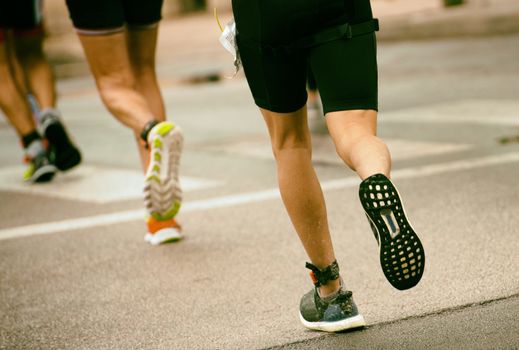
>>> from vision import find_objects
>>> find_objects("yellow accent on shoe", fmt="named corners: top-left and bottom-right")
top-left (154, 153), bottom-right (161, 161)
top-left (23, 163), bottom-right (35, 181)
top-left (152, 165), bottom-right (160, 173)
top-left (153, 138), bottom-right (163, 149)
top-left (150, 201), bottom-right (181, 221)
top-left (146, 174), bottom-right (161, 183)
top-left (156, 122), bottom-right (174, 136)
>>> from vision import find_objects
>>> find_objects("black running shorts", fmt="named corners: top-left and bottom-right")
top-left (0, 0), bottom-right (43, 29)
top-left (232, 0), bottom-right (378, 114)
top-left (65, 0), bottom-right (164, 30)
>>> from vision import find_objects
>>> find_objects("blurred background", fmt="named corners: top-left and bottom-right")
top-left (37, 0), bottom-right (519, 80)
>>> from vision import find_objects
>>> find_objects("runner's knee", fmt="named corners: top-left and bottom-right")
top-left (131, 66), bottom-right (157, 87)
top-left (269, 128), bottom-right (312, 159)
top-left (96, 74), bottom-right (136, 110)
top-left (327, 109), bottom-right (376, 147)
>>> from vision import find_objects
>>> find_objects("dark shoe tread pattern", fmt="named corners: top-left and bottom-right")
top-left (359, 174), bottom-right (425, 290)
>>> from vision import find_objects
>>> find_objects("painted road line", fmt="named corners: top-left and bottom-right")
top-left (0, 165), bottom-right (221, 204)
top-left (322, 152), bottom-right (519, 190)
top-left (1, 152), bottom-right (519, 241)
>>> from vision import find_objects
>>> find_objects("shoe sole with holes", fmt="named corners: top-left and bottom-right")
top-left (359, 173), bottom-right (425, 290)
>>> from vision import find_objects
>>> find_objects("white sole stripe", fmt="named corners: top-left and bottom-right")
top-left (299, 312), bottom-right (366, 332)
top-left (1, 152), bottom-right (518, 241)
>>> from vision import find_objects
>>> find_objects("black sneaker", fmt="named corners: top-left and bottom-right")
top-left (23, 150), bottom-right (57, 183)
top-left (299, 261), bottom-right (366, 332)
top-left (40, 110), bottom-right (81, 171)
top-left (359, 173), bottom-right (425, 290)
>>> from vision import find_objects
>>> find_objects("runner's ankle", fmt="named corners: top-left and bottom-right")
top-left (318, 278), bottom-right (341, 298)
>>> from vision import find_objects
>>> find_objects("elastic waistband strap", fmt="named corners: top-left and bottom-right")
top-left (238, 18), bottom-right (379, 56)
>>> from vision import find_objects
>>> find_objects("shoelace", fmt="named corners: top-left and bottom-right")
top-left (334, 290), bottom-right (354, 314)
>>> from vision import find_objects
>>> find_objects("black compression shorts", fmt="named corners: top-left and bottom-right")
top-left (232, 0), bottom-right (378, 114)
top-left (65, 0), bottom-right (164, 31)
top-left (0, 0), bottom-right (43, 29)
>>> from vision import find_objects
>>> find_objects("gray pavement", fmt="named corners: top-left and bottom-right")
top-left (377, 0), bottom-right (519, 41)
top-left (273, 295), bottom-right (519, 350)
top-left (2, 27), bottom-right (519, 350)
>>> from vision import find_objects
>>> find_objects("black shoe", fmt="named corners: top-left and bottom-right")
top-left (40, 110), bottom-right (81, 171)
top-left (359, 174), bottom-right (425, 290)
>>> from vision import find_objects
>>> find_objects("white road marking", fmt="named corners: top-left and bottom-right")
top-left (0, 165), bottom-right (220, 203)
top-left (1, 152), bottom-right (519, 241)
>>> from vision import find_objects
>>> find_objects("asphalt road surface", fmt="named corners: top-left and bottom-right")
top-left (273, 295), bottom-right (519, 350)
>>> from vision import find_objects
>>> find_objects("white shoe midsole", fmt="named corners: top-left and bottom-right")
top-left (144, 227), bottom-right (183, 246)
top-left (299, 313), bottom-right (366, 333)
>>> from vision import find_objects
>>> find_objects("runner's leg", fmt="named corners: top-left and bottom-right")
top-left (66, 0), bottom-right (181, 243)
top-left (233, 0), bottom-right (368, 331)
top-left (0, 37), bottom-right (56, 182)
top-left (0, 39), bottom-right (35, 136)
top-left (126, 24), bottom-right (166, 170)
top-left (5, 31), bottom-right (29, 96)
top-left (78, 31), bottom-right (157, 171)
top-left (261, 106), bottom-right (340, 296)
top-left (12, 27), bottom-right (56, 109)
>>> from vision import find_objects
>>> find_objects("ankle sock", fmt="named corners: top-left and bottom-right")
top-left (319, 278), bottom-right (345, 301)
top-left (25, 140), bottom-right (45, 159)
top-left (21, 131), bottom-right (42, 149)
top-left (40, 108), bottom-right (60, 119)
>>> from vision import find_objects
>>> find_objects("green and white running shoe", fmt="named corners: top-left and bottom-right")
top-left (143, 121), bottom-right (183, 243)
